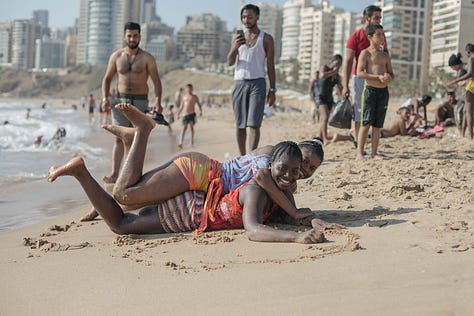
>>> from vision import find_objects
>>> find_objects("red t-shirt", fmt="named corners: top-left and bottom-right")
top-left (346, 28), bottom-right (370, 76)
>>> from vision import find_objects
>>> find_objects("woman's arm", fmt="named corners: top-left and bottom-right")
top-left (240, 184), bottom-right (325, 244)
top-left (253, 168), bottom-right (313, 219)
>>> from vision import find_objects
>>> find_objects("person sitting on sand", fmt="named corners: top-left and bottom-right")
top-left (48, 136), bottom-right (341, 242)
top-left (434, 91), bottom-right (457, 127)
top-left (78, 103), bottom-right (325, 223)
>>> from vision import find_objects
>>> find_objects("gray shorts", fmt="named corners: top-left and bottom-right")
top-left (232, 78), bottom-right (266, 129)
top-left (112, 94), bottom-right (149, 127)
top-left (352, 76), bottom-right (365, 123)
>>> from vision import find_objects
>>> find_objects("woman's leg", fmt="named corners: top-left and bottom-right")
top-left (47, 157), bottom-right (164, 234)
top-left (318, 104), bottom-right (330, 143)
top-left (111, 104), bottom-right (191, 208)
top-left (465, 92), bottom-right (474, 139)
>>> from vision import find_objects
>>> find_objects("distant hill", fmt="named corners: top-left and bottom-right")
top-left (0, 67), bottom-right (234, 102)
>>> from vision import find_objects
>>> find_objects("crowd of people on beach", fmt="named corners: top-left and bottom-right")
top-left (47, 3), bottom-right (473, 245)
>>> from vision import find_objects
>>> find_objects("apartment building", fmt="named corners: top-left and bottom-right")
top-left (11, 19), bottom-right (41, 69)
top-left (298, 1), bottom-right (344, 82)
top-left (280, 0), bottom-right (312, 62)
top-left (77, 0), bottom-right (142, 65)
top-left (430, 0), bottom-right (474, 71)
top-left (0, 22), bottom-right (12, 67)
top-left (176, 13), bottom-right (228, 63)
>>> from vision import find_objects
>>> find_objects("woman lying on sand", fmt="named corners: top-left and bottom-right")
top-left (49, 138), bottom-right (340, 243)
top-left (80, 104), bottom-right (326, 222)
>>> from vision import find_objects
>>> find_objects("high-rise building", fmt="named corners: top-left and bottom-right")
top-left (0, 22), bottom-right (12, 66)
top-left (176, 13), bottom-right (228, 63)
top-left (76, 0), bottom-right (143, 65)
top-left (11, 19), bottom-right (41, 69)
top-left (297, 1), bottom-right (343, 82)
top-left (256, 2), bottom-right (282, 60)
top-left (32, 10), bottom-right (49, 28)
top-left (380, 0), bottom-right (432, 93)
top-left (333, 11), bottom-right (358, 57)
top-left (35, 38), bottom-right (66, 69)
top-left (430, 0), bottom-right (474, 71)
top-left (280, 0), bottom-right (312, 62)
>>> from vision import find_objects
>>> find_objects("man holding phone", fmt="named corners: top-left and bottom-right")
top-left (227, 3), bottom-right (276, 155)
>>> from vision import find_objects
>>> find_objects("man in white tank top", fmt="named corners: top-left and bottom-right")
top-left (227, 4), bottom-right (276, 155)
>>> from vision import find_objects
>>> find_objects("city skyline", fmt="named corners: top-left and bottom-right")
top-left (1, 0), bottom-right (375, 31)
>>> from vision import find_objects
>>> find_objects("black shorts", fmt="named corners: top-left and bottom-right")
top-left (182, 113), bottom-right (196, 125)
top-left (361, 86), bottom-right (389, 128)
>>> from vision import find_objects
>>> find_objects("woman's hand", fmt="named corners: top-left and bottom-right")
top-left (311, 218), bottom-right (346, 231)
top-left (295, 228), bottom-right (326, 244)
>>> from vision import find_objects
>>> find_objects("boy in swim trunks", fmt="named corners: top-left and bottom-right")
top-left (176, 84), bottom-right (202, 149)
top-left (356, 24), bottom-right (393, 160)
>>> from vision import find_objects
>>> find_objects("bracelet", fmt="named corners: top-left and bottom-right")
top-left (269, 87), bottom-right (277, 93)
top-left (102, 97), bottom-right (108, 102)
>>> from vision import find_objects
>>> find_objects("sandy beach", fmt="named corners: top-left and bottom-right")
top-left (1, 101), bottom-right (474, 315)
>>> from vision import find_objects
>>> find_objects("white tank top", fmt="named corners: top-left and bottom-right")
top-left (234, 31), bottom-right (266, 80)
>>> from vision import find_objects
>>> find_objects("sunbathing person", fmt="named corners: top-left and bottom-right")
top-left (434, 91), bottom-right (457, 127)
top-left (377, 105), bottom-right (417, 137)
top-left (80, 104), bottom-right (324, 222)
top-left (48, 141), bottom-right (339, 243)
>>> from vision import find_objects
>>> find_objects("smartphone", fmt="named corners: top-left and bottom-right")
top-left (236, 30), bottom-right (244, 38)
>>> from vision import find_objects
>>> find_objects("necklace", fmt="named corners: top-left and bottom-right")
top-left (246, 31), bottom-right (259, 47)
top-left (127, 49), bottom-right (140, 71)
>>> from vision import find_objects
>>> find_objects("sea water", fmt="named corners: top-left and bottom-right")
top-left (0, 100), bottom-right (107, 232)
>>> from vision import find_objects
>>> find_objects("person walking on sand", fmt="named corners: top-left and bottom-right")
top-left (88, 94), bottom-right (96, 125)
top-left (315, 55), bottom-right (343, 144)
top-left (101, 21), bottom-right (168, 184)
top-left (342, 5), bottom-right (383, 148)
top-left (227, 3), bottom-right (276, 155)
top-left (356, 24), bottom-right (393, 161)
top-left (176, 84), bottom-right (202, 149)
top-left (174, 87), bottom-right (183, 109)
top-left (309, 70), bottom-right (321, 123)
top-left (448, 43), bottom-right (474, 139)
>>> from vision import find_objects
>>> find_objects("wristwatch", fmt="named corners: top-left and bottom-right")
top-left (269, 87), bottom-right (277, 93)
top-left (102, 97), bottom-right (108, 102)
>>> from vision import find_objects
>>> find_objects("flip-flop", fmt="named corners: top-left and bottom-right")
top-left (152, 113), bottom-right (169, 126)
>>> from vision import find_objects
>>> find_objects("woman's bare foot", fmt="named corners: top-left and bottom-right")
top-left (102, 125), bottom-right (135, 148)
top-left (80, 208), bottom-right (99, 222)
top-left (48, 157), bottom-right (85, 182)
top-left (116, 103), bottom-right (156, 133)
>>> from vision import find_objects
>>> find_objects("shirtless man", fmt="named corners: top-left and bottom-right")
top-left (101, 22), bottom-right (168, 184)
top-left (176, 84), bottom-right (202, 149)
top-left (434, 91), bottom-right (456, 127)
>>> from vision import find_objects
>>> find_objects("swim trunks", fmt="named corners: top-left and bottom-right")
top-left (220, 153), bottom-right (270, 193)
top-left (156, 191), bottom-right (205, 233)
top-left (182, 113), bottom-right (196, 125)
top-left (113, 93), bottom-right (149, 127)
top-left (361, 86), bottom-right (389, 128)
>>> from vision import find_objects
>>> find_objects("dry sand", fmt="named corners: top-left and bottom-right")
top-left (1, 103), bottom-right (474, 315)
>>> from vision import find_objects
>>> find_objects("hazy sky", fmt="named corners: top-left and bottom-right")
top-left (1, 0), bottom-right (375, 31)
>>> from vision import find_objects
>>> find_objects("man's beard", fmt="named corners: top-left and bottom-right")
top-left (127, 41), bottom-right (139, 49)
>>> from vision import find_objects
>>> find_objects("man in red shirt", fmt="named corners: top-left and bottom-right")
top-left (342, 5), bottom-right (383, 147)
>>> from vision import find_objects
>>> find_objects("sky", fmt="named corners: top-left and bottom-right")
top-left (0, 0), bottom-right (375, 31)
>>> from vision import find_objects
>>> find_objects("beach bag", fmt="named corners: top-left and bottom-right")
top-left (329, 98), bottom-right (352, 129)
